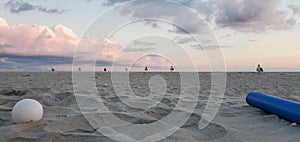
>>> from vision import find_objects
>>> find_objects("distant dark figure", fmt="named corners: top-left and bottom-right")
top-left (125, 68), bottom-right (128, 72)
top-left (170, 66), bottom-right (174, 72)
top-left (256, 64), bottom-right (263, 73)
top-left (78, 67), bottom-right (81, 72)
top-left (51, 68), bottom-right (55, 72)
top-left (104, 68), bottom-right (107, 72)
top-left (145, 66), bottom-right (148, 72)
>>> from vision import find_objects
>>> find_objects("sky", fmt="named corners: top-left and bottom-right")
top-left (0, 0), bottom-right (300, 72)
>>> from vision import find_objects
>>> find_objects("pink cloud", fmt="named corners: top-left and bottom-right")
top-left (0, 18), bottom-right (79, 57)
top-left (0, 17), bottom-right (122, 61)
top-left (0, 17), bottom-right (172, 71)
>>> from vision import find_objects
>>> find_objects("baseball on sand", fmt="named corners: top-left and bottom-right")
top-left (12, 99), bottom-right (43, 124)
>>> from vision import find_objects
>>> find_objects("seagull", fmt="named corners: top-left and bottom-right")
top-left (170, 66), bottom-right (174, 72)
top-left (256, 64), bottom-right (263, 73)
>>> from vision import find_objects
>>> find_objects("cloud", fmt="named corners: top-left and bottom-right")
top-left (174, 37), bottom-right (195, 44)
top-left (175, 0), bottom-right (217, 22)
top-left (105, 0), bottom-right (297, 33)
top-left (104, 0), bottom-right (216, 21)
top-left (0, 23), bottom-right (79, 57)
top-left (0, 18), bottom-right (122, 61)
top-left (132, 54), bottom-right (173, 70)
top-left (0, 43), bottom-right (14, 48)
top-left (0, 54), bottom-right (73, 65)
top-left (0, 17), bottom-right (9, 27)
top-left (0, 17), bottom-right (181, 71)
top-left (117, 0), bottom-right (184, 18)
top-left (144, 19), bottom-right (161, 29)
top-left (0, 54), bottom-right (74, 71)
top-left (71, 59), bottom-right (116, 67)
top-left (113, 0), bottom-right (211, 34)
top-left (37, 7), bottom-right (66, 14)
top-left (5, 0), bottom-right (35, 13)
top-left (133, 40), bottom-right (155, 46)
top-left (122, 40), bottom-right (156, 52)
top-left (0, 57), bottom-right (9, 63)
top-left (0, 55), bottom-right (122, 71)
top-left (151, 23), bottom-right (160, 28)
top-left (288, 4), bottom-right (300, 15)
top-left (5, 0), bottom-right (66, 14)
top-left (0, 17), bottom-right (125, 71)
top-left (103, 0), bottom-right (130, 6)
top-left (192, 45), bottom-right (231, 50)
top-left (123, 47), bottom-right (155, 52)
top-left (96, 60), bottom-right (115, 66)
top-left (169, 17), bottom-right (208, 34)
top-left (219, 34), bottom-right (232, 38)
top-left (215, 0), bottom-right (295, 32)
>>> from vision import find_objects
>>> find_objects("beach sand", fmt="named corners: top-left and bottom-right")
top-left (0, 72), bottom-right (299, 141)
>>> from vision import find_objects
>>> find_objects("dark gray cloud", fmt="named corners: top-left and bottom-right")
top-left (146, 54), bottom-right (161, 57)
top-left (151, 23), bottom-right (160, 28)
top-left (215, 0), bottom-right (295, 32)
top-left (144, 19), bottom-right (161, 29)
top-left (5, 0), bottom-right (66, 14)
top-left (37, 7), bottom-right (66, 14)
top-left (5, 0), bottom-right (35, 13)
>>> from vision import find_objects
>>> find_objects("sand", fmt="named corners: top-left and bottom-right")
top-left (0, 72), bottom-right (299, 142)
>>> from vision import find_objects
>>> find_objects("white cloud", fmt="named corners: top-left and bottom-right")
top-left (0, 17), bottom-right (8, 27)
